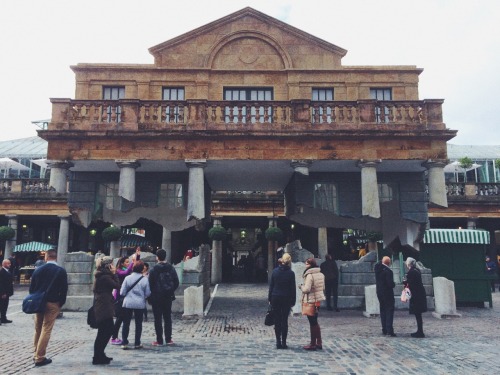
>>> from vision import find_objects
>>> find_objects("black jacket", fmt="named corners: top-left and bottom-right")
top-left (149, 262), bottom-right (179, 302)
top-left (374, 261), bottom-right (395, 305)
top-left (0, 268), bottom-right (13, 297)
top-left (93, 270), bottom-right (120, 322)
top-left (268, 265), bottom-right (296, 306)
top-left (29, 262), bottom-right (68, 306)
top-left (320, 259), bottom-right (339, 281)
top-left (405, 266), bottom-right (427, 314)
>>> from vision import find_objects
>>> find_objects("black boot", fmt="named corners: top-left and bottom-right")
top-left (281, 332), bottom-right (288, 349)
top-left (275, 330), bottom-right (282, 349)
top-left (92, 356), bottom-right (111, 365)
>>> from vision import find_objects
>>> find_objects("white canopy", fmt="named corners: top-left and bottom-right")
top-left (0, 157), bottom-right (29, 177)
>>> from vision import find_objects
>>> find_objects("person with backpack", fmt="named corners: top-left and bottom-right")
top-left (148, 249), bottom-right (179, 346)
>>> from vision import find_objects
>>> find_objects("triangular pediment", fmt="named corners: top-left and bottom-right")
top-left (149, 7), bottom-right (347, 70)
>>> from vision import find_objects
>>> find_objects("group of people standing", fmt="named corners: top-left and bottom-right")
top-left (375, 256), bottom-right (427, 338)
top-left (268, 252), bottom-right (429, 351)
top-left (92, 247), bottom-right (179, 365)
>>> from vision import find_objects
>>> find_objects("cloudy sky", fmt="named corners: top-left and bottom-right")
top-left (1, 0), bottom-right (498, 144)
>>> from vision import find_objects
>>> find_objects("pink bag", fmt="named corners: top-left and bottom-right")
top-left (400, 287), bottom-right (411, 303)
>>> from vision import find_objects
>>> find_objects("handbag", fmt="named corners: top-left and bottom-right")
top-left (87, 305), bottom-right (98, 329)
top-left (264, 306), bottom-right (274, 326)
top-left (22, 268), bottom-right (61, 314)
top-left (401, 287), bottom-right (412, 303)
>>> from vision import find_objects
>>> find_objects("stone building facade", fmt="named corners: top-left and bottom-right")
top-left (39, 7), bottom-right (456, 276)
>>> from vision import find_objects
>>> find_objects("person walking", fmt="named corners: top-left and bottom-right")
top-left (374, 256), bottom-right (396, 336)
top-left (148, 249), bottom-right (179, 346)
top-left (92, 256), bottom-right (120, 365)
top-left (0, 259), bottom-right (14, 324)
top-left (404, 257), bottom-right (427, 338)
top-left (29, 249), bottom-right (68, 367)
top-left (268, 253), bottom-right (296, 349)
top-left (485, 255), bottom-right (497, 292)
top-left (320, 254), bottom-right (339, 311)
top-left (120, 260), bottom-right (151, 349)
top-left (299, 258), bottom-right (326, 351)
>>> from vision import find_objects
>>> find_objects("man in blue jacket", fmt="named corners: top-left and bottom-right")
top-left (29, 249), bottom-right (68, 367)
top-left (374, 256), bottom-right (396, 337)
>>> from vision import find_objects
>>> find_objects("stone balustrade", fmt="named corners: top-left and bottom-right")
top-left (0, 178), bottom-right (56, 195)
top-left (445, 182), bottom-right (500, 196)
top-left (49, 98), bottom-right (444, 131)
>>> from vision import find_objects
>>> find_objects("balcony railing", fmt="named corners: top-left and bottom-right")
top-left (446, 182), bottom-right (500, 196)
top-left (48, 98), bottom-right (445, 132)
top-left (0, 179), bottom-right (56, 195)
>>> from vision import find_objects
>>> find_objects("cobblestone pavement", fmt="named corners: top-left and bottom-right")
top-left (1, 283), bottom-right (499, 374)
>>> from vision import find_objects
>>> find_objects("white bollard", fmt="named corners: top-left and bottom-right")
top-left (363, 285), bottom-right (380, 317)
top-left (432, 277), bottom-right (461, 319)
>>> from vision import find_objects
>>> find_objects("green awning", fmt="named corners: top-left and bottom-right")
top-left (120, 234), bottom-right (151, 248)
top-left (13, 241), bottom-right (56, 252)
top-left (423, 229), bottom-right (490, 244)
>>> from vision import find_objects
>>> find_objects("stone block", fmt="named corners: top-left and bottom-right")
top-left (337, 296), bottom-right (364, 309)
top-left (68, 284), bottom-right (93, 296)
top-left (182, 271), bottom-right (204, 285)
top-left (64, 262), bottom-right (93, 273)
top-left (433, 277), bottom-right (461, 318)
top-left (338, 285), bottom-right (367, 295)
top-left (340, 261), bottom-right (374, 273)
top-left (183, 285), bottom-right (204, 318)
top-left (65, 251), bottom-right (94, 262)
top-left (68, 272), bottom-right (92, 285)
top-left (62, 295), bottom-right (93, 312)
top-left (341, 273), bottom-right (376, 285)
top-left (363, 285), bottom-right (380, 317)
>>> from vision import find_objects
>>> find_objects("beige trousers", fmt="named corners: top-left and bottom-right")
top-left (33, 302), bottom-right (60, 363)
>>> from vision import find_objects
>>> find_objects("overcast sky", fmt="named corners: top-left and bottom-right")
top-left (1, 0), bottom-right (498, 144)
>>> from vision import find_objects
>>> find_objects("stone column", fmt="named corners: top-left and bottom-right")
top-left (47, 161), bottom-right (73, 194)
top-left (211, 217), bottom-right (222, 285)
top-left (358, 160), bottom-right (381, 218)
top-left (267, 217), bottom-right (277, 282)
top-left (291, 160), bottom-right (312, 176)
top-left (318, 227), bottom-right (328, 260)
top-left (116, 160), bottom-right (140, 202)
top-left (186, 159), bottom-right (206, 221)
top-left (424, 160), bottom-right (448, 208)
top-left (162, 227), bottom-right (172, 263)
top-left (110, 240), bottom-right (122, 259)
top-left (57, 215), bottom-right (71, 266)
top-left (3, 215), bottom-right (18, 259)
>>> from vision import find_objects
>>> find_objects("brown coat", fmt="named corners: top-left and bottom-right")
top-left (300, 267), bottom-right (326, 303)
top-left (93, 270), bottom-right (120, 323)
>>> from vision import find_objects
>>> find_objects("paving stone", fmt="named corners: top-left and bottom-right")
top-left (0, 284), bottom-right (499, 374)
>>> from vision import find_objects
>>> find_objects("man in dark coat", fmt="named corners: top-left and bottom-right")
top-left (320, 254), bottom-right (339, 311)
top-left (404, 257), bottom-right (427, 338)
top-left (148, 249), bottom-right (179, 346)
top-left (29, 249), bottom-right (68, 366)
top-left (0, 259), bottom-right (14, 324)
top-left (374, 256), bottom-right (396, 336)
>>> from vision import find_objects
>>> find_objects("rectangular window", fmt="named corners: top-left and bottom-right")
top-left (313, 183), bottom-right (339, 214)
top-left (159, 183), bottom-right (184, 208)
top-left (223, 87), bottom-right (273, 123)
top-left (162, 87), bottom-right (185, 123)
top-left (103, 86), bottom-right (125, 122)
top-left (312, 88), bottom-right (334, 124)
top-left (370, 88), bottom-right (392, 123)
top-left (98, 183), bottom-right (121, 210)
top-left (378, 183), bottom-right (398, 202)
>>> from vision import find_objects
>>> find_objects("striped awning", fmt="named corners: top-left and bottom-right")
top-left (120, 234), bottom-right (151, 248)
top-left (423, 229), bottom-right (490, 244)
top-left (13, 241), bottom-right (56, 252)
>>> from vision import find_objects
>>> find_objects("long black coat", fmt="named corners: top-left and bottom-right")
top-left (0, 268), bottom-right (13, 297)
top-left (405, 266), bottom-right (427, 314)
top-left (374, 262), bottom-right (395, 307)
top-left (93, 270), bottom-right (120, 323)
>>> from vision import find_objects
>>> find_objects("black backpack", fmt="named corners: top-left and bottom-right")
top-left (156, 266), bottom-right (176, 300)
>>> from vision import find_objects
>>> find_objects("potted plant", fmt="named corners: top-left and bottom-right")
top-left (101, 226), bottom-right (122, 242)
top-left (458, 157), bottom-right (473, 183)
top-left (0, 226), bottom-right (15, 241)
top-left (265, 227), bottom-right (283, 241)
top-left (208, 226), bottom-right (227, 241)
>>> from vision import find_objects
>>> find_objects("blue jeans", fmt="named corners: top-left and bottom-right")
top-left (121, 308), bottom-right (144, 346)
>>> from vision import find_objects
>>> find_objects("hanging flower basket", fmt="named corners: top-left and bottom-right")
top-left (0, 226), bottom-right (15, 241)
top-left (208, 226), bottom-right (227, 241)
top-left (101, 226), bottom-right (122, 242)
top-left (265, 227), bottom-right (283, 241)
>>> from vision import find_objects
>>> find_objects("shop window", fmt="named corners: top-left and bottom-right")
top-left (159, 183), bottom-right (184, 208)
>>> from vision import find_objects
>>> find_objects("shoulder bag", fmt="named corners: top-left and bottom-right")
top-left (115, 275), bottom-right (144, 308)
top-left (87, 295), bottom-right (98, 329)
top-left (401, 287), bottom-right (412, 303)
top-left (22, 268), bottom-right (61, 314)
